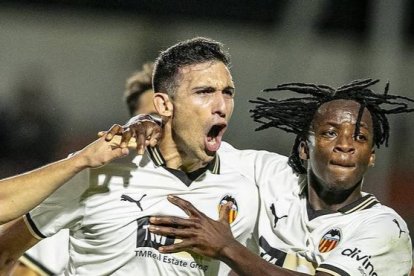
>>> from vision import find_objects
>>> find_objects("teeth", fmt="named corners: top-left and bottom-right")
top-left (207, 137), bottom-right (217, 144)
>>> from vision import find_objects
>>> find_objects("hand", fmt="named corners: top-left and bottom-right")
top-left (99, 115), bottom-right (162, 155)
top-left (148, 195), bottom-right (238, 260)
top-left (75, 136), bottom-right (129, 168)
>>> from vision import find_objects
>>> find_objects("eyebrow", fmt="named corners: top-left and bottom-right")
top-left (323, 121), bottom-right (371, 130)
top-left (192, 86), bottom-right (235, 92)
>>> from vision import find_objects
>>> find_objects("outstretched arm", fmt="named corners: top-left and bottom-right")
top-left (149, 196), bottom-right (329, 276)
top-left (0, 136), bottom-right (129, 224)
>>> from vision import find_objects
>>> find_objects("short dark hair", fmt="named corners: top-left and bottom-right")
top-left (153, 37), bottom-right (231, 96)
top-left (250, 79), bottom-right (414, 174)
top-left (124, 62), bottom-right (154, 116)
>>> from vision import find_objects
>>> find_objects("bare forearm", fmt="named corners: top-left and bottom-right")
top-left (0, 153), bottom-right (88, 224)
top-left (220, 241), bottom-right (308, 276)
top-left (0, 218), bottom-right (40, 272)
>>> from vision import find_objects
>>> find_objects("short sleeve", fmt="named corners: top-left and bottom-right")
top-left (25, 169), bottom-right (90, 239)
top-left (317, 213), bottom-right (413, 276)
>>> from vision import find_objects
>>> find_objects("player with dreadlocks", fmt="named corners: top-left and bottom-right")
top-left (147, 78), bottom-right (413, 275)
top-left (251, 78), bottom-right (412, 174)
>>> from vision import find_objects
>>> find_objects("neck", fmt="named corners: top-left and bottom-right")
top-left (307, 172), bottom-right (362, 212)
top-left (158, 123), bottom-right (207, 172)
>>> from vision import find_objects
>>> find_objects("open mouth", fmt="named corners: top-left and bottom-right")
top-left (207, 124), bottom-right (225, 138)
top-left (205, 124), bottom-right (226, 152)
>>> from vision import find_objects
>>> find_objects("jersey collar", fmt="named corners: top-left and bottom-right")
top-left (337, 194), bottom-right (379, 214)
top-left (300, 177), bottom-right (380, 218)
top-left (305, 194), bottom-right (380, 220)
top-left (147, 146), bottom-right (220, 174)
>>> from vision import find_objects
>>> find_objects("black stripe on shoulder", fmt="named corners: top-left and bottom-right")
top-left (317, 264), bottom-right (350, 276)
top-left (21, 253), bottom-right (55, 276)
top-left (147, 146), bottom-right (165, 166)
top-left (363, 199), bottom-right (379, 210)
top-left (338, 194), bottom-right (379, 214)
top-left (25, 213), bottom-right (47, 239)
top-left (206, 154), bottom-right (220, 174)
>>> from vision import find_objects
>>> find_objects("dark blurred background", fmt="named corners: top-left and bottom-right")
top-left (0, 0), bottom-right (413, 247)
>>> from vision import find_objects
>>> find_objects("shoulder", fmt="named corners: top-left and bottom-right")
top-left (218, 141), bottom-right (298, 188)
top-left (218, 141), bottom-right (290, 170)
top-left (357, 204), bottom-right (410, 241)
top-left (343, 203), bottom-right (412, 264)
top-left (319, 204), bottom-right (412, 275)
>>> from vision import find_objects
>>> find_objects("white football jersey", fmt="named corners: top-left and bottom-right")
top-left (20, 229), bottom-right (69, 275)
top-left (25, 145), bottom-right (259, 276)
top-left (258, 172), bottom-right (413, 276)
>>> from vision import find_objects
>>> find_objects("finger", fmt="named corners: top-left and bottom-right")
top-left (148, 129), bottom-right (162, 147)
top-left (112, 147), bottom-right (129, 158)
top-left (105, 124), bottom-right (123, 141)
top-left (97, 131), bottom-right (106, 137)
top-left (219, 202), bottom-right (233, 224)
top-left (136, 132), bottom-right (147, 155)
top-left (148, 225), bottom-right (196, 238)
top-left (149, 216), bottom-right (200, 228)
top-left (167, 195), bottom-right (203, 218)
top-left (120, 128), bottom-right (132, 148)
top-left (158, 239), bottom-right (196, 254)
top-left (107, 135), bottom-right (122, 148)
top-left (125, 137), bottom-right (138, 149)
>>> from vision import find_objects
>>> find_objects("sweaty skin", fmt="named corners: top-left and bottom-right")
top-left (304, 100), bottom-right (375, 210)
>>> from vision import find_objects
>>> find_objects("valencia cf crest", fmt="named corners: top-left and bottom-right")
top-left (218, 195), bottom-right (238, 224)
top-left (318, 228), bottom-right (341, 253)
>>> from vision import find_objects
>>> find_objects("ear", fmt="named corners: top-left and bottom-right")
top-left (368, 149), bottom-right (376, 167)
top-left (153, 93), bottom-right (173, 118)
top-left (299, 140), bottom-right (309, 161)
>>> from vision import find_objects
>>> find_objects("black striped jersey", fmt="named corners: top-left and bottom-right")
top-left (24, 143), bottom-right (259, 276)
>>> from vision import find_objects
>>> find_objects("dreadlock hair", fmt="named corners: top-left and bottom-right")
top-left (250, 78), bottom-right (414, 174)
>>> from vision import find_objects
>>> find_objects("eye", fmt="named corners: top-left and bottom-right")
top-left (223, 88), bottom-right (235, 98)
top-left (354, 133), bottom-right (367, 142)
top-left (196, 89), bottom-right (213, 94)
top-left (322, 130), bottom-right (337, 138)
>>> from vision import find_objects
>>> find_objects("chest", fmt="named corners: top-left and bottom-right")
top-left (259, 194), bottom-right (367, 259)
top-left (79, 165), bottom-right (259, 239)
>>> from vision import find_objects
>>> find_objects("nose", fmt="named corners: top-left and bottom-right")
top-left (213, 92), bottom-right (227, 118)
top-left (334, 132), bottom-right (355, 154)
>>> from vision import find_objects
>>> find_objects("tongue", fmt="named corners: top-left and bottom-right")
top-left (205, 135), bottom-right (222, 152)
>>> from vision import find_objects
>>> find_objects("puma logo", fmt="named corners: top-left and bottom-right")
top-left (393, 219), bottom-right (406, 238)
top-left (121, 194), bottom-right (147, 211)
top-left (270, 203), bottom-right (287, 228)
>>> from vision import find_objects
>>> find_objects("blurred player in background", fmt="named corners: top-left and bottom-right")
top-left (124, 62), bottom-right (156, 117)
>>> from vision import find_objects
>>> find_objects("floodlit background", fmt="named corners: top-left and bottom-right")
top-left (0, 0), bottom-right (413, 247)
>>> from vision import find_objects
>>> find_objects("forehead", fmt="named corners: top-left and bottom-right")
top-left (312, 99), bottom-right (373, 129)
top-left (177, 61), bottom-right (233, 87)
